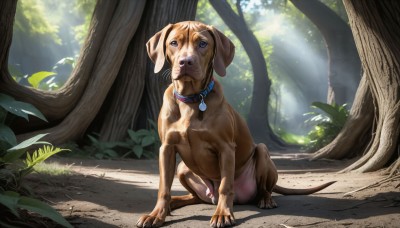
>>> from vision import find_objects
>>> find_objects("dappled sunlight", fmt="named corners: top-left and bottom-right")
top-left (9, 0), bottom-right (94, 90)
top-left (258, 12), bottom-right (287, 37)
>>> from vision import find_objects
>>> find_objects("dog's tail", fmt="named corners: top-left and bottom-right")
top-left (272, 181), bottom-right (336, 195)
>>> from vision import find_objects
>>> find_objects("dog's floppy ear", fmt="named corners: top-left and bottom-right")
top-left (146, 24), bottom-right (174, 73)
top-left (208, 26), bottom-right (235, 77)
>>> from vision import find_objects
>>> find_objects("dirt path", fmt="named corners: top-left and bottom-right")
top-left (27, 152), bottom-right (399, 227)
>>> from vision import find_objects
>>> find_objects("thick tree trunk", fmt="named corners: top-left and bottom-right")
top-left (333, 0), bottom-right (400, 173)
top-left (312, 74), bottom-right (373, 160)
top-left (99, 0), bottom-right (198, 141)
top-left (0, 1), bottom-right (17, 70)
top-left (0, 0), bottom-right (118, 120)
top-left (16, 0), bottom-right (147, 144)
top-left (210, 0), bottom-right (285, 149)
top-left (290, 0), bottom-right (361, 105)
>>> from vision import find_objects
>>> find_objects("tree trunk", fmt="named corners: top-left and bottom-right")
top-left (13, 0), bottom-right (146, 144)
top-left (318, 0), bottom-right (400, 173)
top-left (1, 0), bottom-right (119, 120)
top-left (312, 73), bottom-right (373, 160)
top-left (210, 0), bottom-right (285, 149)
top-left (98, 0), bottom-right (198, 141)
top-left (290, 0), bottom-right (361, 105)
top-left (0, 1), bottom-right (17, 70)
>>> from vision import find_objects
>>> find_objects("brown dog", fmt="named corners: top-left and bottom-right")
top-left (136, 21), bottom-right (334, 228)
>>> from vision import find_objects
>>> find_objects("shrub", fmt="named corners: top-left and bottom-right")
top-left (304, 102), bottom-right (349, 151)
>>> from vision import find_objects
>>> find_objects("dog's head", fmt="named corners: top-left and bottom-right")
top-left (147, 21), bottom-right (235, 86)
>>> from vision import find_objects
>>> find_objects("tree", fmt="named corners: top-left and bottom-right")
top-left (290, 0), bottom-right (361, 105)
top-left (0, 0), bottom-right (198, 144)
top-left (313, 0), bottom-right (400, 174)
top-left (210, 0), bottom-right (285, 149)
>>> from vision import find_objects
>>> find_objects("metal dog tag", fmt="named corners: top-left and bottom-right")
top-left (199, 95), bottom-right (207, 112)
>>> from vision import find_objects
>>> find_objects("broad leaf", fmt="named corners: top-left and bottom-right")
top-left (141, 136), bottom-right (155, 147)
top-left (311, 102), bottom-right (348, 127)
top-left (104, 149), bottom-right (118, 158)
top-left (18, 196), bottom-right (73, 228)
top-left (127, 129), bottom-right (140, 144)
top-left (0, 124), bottom-right (17, 147)
top-left (136, 129), bottom-right (150, 137)
top-left (27, 71), bottom-right (56, 89)
top-left (0, 191), bottom-right (20, 217)
top-left (133, 145), bottom-right (143, 158)
top-left (4, 134), bottom-right (50, 163)
top-left (0, 93), bottom-right (47, 122)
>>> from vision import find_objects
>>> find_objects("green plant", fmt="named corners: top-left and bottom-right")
top-left (0, 93), bottom-right (47, 151)
top-left (85, 134), bottom-right (124, 159)
top-left (84, 120), bottom-right (160, 159)
top-left (9, 56), bottom-right (76, 91)
top-left (0, 136), bottom-right (71, 228)
top-left (0, 93), bottom-right (72, 227)
top-left (304, 102), bottom-right (349, 151)
top-left (27, 71), bottom-right (57, 89)
top-left (121, 120), bottom-right (160, 159)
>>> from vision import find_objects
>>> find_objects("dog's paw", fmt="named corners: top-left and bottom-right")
top-left (258, 192), bottom-right (278, 209)
top-left (136, 214), bottom-right (164, 228)
top-left (210, 208), bottom-right (236, 227)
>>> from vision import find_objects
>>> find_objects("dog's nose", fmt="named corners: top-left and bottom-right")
top-left (179, 56), bottom-right (194, 67)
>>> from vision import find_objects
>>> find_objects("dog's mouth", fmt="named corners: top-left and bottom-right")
top-left (172, 68), bottom-right (201, 81)
top-left (173, 74), bottom-right (195, 82)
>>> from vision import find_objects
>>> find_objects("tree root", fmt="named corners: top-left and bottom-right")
top-left (343, 174), bottom-right (400, 196)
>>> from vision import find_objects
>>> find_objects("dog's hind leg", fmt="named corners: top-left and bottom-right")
top-left (254, 143), bottom-right (278, 209)
top-left (170, 161), bottom-right (210, 210)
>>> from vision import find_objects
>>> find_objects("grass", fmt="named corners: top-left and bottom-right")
top-left (33, 162), bottom-right (74, 176)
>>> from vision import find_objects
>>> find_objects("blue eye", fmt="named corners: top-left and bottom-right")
top-left (170, 40), bottom-right (178, 47)
top-left (199, 40), bottom-right (208, 48)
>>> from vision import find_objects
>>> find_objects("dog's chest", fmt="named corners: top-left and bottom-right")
top-left (165, 118), bottom-right (221, 178)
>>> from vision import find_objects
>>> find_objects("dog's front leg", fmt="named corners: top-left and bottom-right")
top-left (137, 145), bottom-right (176, 228)
top-left (210, 143), bottom-right (236, 228)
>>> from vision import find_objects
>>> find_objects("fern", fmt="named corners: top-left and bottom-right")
top-left (24, 145), bottom-right (68, 170)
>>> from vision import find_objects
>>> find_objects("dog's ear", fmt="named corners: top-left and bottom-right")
top-left (209, 26), bottom-right (235, 77)
top-left (146, 24), bottom-right (174, 73)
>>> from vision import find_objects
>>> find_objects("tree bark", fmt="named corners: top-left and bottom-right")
top-left (330, 0), bottom-right (400, 173)
top-left (1, 0), bottom-right (118, 120)
top-left (98, 0), bottom-right (198, 141)
top-left (16, 0), bottom-right (146, 144)
top-left (210, 0), bottom-right (285, 149)
top-left (312, 73), bottom-right (373, 160)
top-left (290, 0), bottom-right (361, 105)
top-left (0, 1), bottom-right (17, 70)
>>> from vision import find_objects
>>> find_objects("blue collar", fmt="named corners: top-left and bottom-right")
top-left (173, 79), bottom-right (215, 103)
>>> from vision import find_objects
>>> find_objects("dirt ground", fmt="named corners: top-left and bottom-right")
top-left (27, 152), bottom-right (399, 228)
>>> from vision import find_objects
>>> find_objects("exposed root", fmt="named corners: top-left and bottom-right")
top-left (343, 174), bottom-right (400, 196)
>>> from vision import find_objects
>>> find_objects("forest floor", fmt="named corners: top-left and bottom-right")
top-left (27, 151), bottom-right (400, 228)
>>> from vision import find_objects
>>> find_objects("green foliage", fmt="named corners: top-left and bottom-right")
top-left (304, 102), bottom-right (349, 151)
top-left (275, 128), bottom-right (310, 146)
top-left (14, 0), bottom-right (61, 44)
top-left (0, 191), bottom-right (72, 228)
top-left (0, 93), bottom-right (72, 227)
top-left (85, 134), bottom-right (124, 159)
top-left (121, 120), bottom-right (160, 159)
top-left (10, 56), bottom-right (77, 91)
top-left (27, 71), bottom-right (56, 89)
top-left (0, 93), bottom-right (48, 151)
top-left (0, 93), bottom-right (47, 123)
top-left (85, 120), bottom-right (160, 159)
top-left (73, 0), bottom-right (97, 45)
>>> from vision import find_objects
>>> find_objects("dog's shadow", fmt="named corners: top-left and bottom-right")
top-left (166, 192), bottom-right (399, 226)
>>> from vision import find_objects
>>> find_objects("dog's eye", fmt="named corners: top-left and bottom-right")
top-left (170, 40), bottom-right (178, 47)
top-left (199, 41), bottom-right (208, 48)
